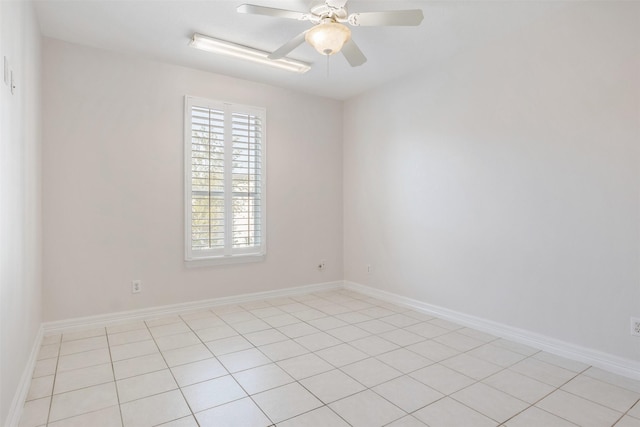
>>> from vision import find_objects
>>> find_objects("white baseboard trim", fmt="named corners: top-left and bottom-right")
top-left (344, 281), bottom-right (640, 381)
top-left (43, 281), bottom-right (343, 334)
top-left (4, 325), bottom-right (44, 427)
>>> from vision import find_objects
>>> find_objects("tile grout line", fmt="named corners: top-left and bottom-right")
top-left (104, 327), bottom-right (126, 427)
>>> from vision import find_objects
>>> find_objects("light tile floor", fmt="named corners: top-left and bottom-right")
top-left (19, 290), bottom-right (640, 427)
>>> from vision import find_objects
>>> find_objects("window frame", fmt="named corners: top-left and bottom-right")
top-left (184, 95), bottom-right (267, 266)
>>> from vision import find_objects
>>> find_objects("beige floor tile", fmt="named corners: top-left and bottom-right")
top-left (195, 397), bottom-right (271, 427)
top-left (170, 357), bottom-right (227, 387)
top-left (232, 319), bottom-right (271, 334)
top-left (277, 406), bottom-right (350, 427)
top-left (105, 321), bottom-right (147, 335)
top-left (536, 389), bottom-right (622, 427)
top-left (243, 328), bottom-right (288, 346)
top-left (504, 407), bottom-right (578, 427)
top-left (195, 325), bottom-right (238, 342)
top-left (294, 331), bottom-right (342, 351)
top-left (534, 351), bottom-right (590, 373)
top-left (32, 358), bottom-right (57, 378)
top-left (62, 328), bottom-right (106, 342)
top-left (232, 363), bottom-right (294, 394)
top-left (440, 353), bottom-right (503, 380)
top-left (38, 343), bottom-right (60, 360)
top-left (616, 416), bottom-right (640, 427)
top-left (156, 416), bottom-right (198, 427)
top-left (483, 369), bottom-right (555, 403)
top-left (47, 405), bottom-right (122, 427)
top-left (349, 335), bottom-right (399, 356)
top-left (376, 348), bottom-right (433, 374)
top-left (217, 348), bottom-right (271, 373)
top-left (379, 328), bottom-right (425, 346)
top-left (57, 348), bottom-right (111, 372)
top-left (410, 363), bottom-right (475, 395)
top-left (583, 367), bottom-right (640, 393)
top-left (329, 390), bottom-right (406, 427)
top-left (181, 375), bottom-right (246, 412)
top-left (386, 415), bottom-right (428, 426)
top-left (629, 401), bottom-right (640, 418)
top-left (120, 389), bottom-right (190, 427)
top-left (42, 334), bottom-right (62, 346)
top-left (49, 382), bottom-right (118, 422)
top-left (204, 335), bottom-right (252, 356)
top-left (456, 328), bottom-right (497, 343)
top-left (258, 339), bottom-right (308, 361)
top-left (433, 332), bottom-right (485, 352)
top-left (183, 316), bottom-right (225, 331)
top-left (315, 343), bottom-right (368, 367)
top-left (352, 319), bottom-right (396, 334)
top-left (404, 322), bottom-right (451, 339)
top-left (113, 353), bottom-right (167, 380)
top-left (253, 382), bottom-right (322, 423)
top-left (54, 363), bottom-right (114, 394)
top-left (413, 397), bottom-right (497, 427)
top-left (18, 396), bottom-right (50, 427)
top-left (116, 369), bottom-right (177, 403)
top-left (110, 340), bottom-right (158, 362)
top-left (451, 382), bottom-right (528, 423)
top-left (327, 325), bottom-right (371, 341)
top-left (491, 339), bottom-right (539, 356)
top-left (510, 358), bottom-right (577, 387)
top-left (467, 344), bottom-right (527, 368)
top-left (162, 343), bottom-right (212, 367)
top-left (405, 340), bottom-right (459, 362)
top-left (149, 322), bottom-right (190, 338)
top-left (341, 357), bottom-right (402, 388)
top-left (373, 375), bottom-right (443, 412)
top-left (562, 374), bottom-right (640, 412)
top-left (276, 353), bottom-right (334, 380)
top-left (308, 316), bottom-right (349, 331)
top-left (26, 375), bottom-right (54, 401)
top-left (278, 322), bottom-right (321, 339)
top-left (154, 331), bottom-right (200, 351)
top-left (59, 336), bottom-right (108, 356)
top-left (301, 369), bottom-right (366, 403)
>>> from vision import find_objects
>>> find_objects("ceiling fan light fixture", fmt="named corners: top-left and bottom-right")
top-left (305, 20), bottom-right (351, 56)
top-left (189, 33), bottom-right (311, 73)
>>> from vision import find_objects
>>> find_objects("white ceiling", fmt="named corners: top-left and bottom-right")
top-left (34, 0), bottom-right (556, 100)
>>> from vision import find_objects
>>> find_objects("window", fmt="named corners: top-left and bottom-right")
top-left (184, 96), bottom-right (266, 264)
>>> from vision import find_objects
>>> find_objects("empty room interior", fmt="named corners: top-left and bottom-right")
top-left (1, 0), bottom-right (639, 426)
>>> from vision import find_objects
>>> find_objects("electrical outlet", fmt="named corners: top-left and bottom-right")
top-left (317, 260), bottom-right (326, 271)
top-left (132, 280), bottom-right (141, 294)
top-left (367, 264), bottom-right (372, 274)
top-left (631, 317), bottom-right (640, 337)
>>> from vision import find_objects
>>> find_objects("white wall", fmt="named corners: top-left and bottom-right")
top-left (344, 2), bottom-right (640, 362)
top-left (42, 39), bottom-right (343, 321)
top-left (0, 1), bottom-right (42, 424)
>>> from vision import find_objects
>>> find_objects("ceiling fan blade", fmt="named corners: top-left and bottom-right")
top-left (268, 30), bottom-right (308, 60)
top-left (341, 38), bottom-right (367, 67)
top-left (237, 4), bottom-right (309, 21)
top-left (348, 9), bottom-right (424, 26)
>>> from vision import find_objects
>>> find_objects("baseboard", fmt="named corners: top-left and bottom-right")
top-left (43, 281), bottom-right (343, 334)
top-left (344, 281), bottom-right (640, 381)
top-left (4, 325), bottom-right (44, 427)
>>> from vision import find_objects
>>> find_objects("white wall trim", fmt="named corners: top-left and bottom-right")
top-left (344, 281), bottom-right (640, 381)
top-left (43, 281), bottom-right (343, 334)
top-left (4, 326), bottom-right (44, 427)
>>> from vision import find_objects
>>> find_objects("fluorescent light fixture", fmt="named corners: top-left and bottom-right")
top-left (190, 33), bottom-right (311, 74)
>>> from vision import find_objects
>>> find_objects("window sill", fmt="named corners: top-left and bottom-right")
top-left (184, 253), bottom-right (265, 268)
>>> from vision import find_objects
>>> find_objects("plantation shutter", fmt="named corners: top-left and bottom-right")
top-left (185, 97), bottom-right (266, 262)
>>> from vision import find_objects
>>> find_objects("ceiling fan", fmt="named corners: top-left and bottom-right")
top-left (237, 0), bottom-right (424, 67)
